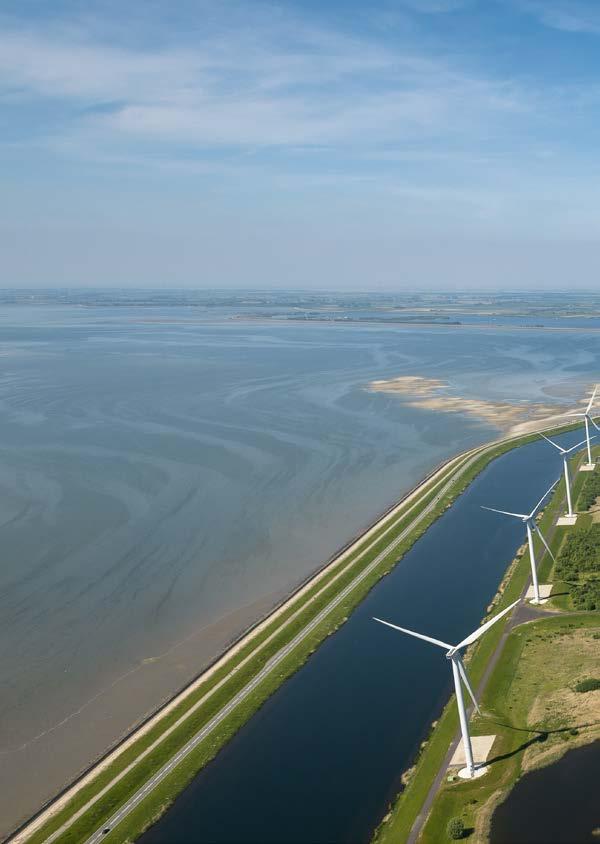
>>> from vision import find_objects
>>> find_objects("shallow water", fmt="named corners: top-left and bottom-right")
top-left (490, 740), bottom-right (600, 843)
top-left (0, 304), bottom-right (598, 833)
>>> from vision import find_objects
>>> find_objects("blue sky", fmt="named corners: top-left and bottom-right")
top-left (3, 0), bottom-right (600, 288)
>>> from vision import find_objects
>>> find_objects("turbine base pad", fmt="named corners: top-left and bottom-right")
top-left (526, 584), bottom-right (552, 604)
top-left (458, 764), bottom-right (489, 780)
top-left (557, 515), bottom-right (577, 526)
top-left (449, 735), bottom-right (496, 768)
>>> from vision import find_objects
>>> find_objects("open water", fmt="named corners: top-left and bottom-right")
top-left (491, 740), bottom-right (600, 843)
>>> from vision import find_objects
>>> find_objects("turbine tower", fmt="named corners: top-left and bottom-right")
top-left (374, 599), bottom-right (520, 779)
top-left (481, 478), bottom-right (558, 604)
top-left (569, 385), bottom-right (599, 470)
top-left (539, 433), bottom-right (591, 521)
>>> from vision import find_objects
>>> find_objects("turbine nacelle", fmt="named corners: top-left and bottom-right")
top-left (569, 411), bottom-right (600, 432)
top-left (481, 477), bottom-right (558, 526)
top-left (539, 430), bottom-right (593, 517)
top-left (538, 432), bottom-right (592, 456)
top-left (373, 599), bottom-right (520, 776)
top-left (373, 598), bottom-right (520, 724)
top-left (481, 478), bottom-right (559, 602)
top-left (567, 384), bottom-right (598, 422)
top-left (583, 384), bottom-right (598, 418)
top-left (568, 385), bottom-right (600, 469)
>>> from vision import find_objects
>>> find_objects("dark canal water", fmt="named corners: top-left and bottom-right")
top-left (491, 740), bottom-right (600, 843)
top-left (140, 430), bottom-right (583, 844)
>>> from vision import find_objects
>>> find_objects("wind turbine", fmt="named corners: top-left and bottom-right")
top-left (539, 433), bottom-right (592, 520)
top-left (481, 479), bottom-right (558, 604)
top-left (373, 599), bottom-right (520, 779)
top-left (568, 385), bottom-right (599, 469)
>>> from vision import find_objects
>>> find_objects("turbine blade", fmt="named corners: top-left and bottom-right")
top-left (457, 655), bottom-right (480, 714)
top-left (533, 522), bottom-right (556, 563)
top-left (452, 599), bottom-right (521, 652)
top-left (566, 412), bottom-right (586, 418)
top-left (585, 385), bottom-right (598, 414)
top-left (528, 478), bottom-right (559, 520)
top-left (565, 436), bottom-right (595, 454)
top-left (481, 506), bottom-right (528, 519)
top-left (590, 417), bottom-right (600, 433)
top-left (539, 432), bottom-right (564, 452)
top-left (372, 618), bottom-right (452, 650)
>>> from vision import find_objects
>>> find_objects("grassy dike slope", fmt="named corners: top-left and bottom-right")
top-left (15, 425), bottom-right (577, 844)
top-left (374, 446), bottom-right (599, 844)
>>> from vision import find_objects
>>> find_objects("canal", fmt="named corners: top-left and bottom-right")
top-left (140, 430), bottom-right (583, 844)
top-left (490, 740), bottom-right (600, 843)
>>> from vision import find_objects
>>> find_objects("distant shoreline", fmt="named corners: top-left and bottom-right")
top-left (230, 315), bottom-right (600, 332)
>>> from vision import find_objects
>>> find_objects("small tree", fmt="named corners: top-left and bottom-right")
top-left (575, 678), bottom-right (600, 693)
top-left (447, 817), bottom-right (465, 840)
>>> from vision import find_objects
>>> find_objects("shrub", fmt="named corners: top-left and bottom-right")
top-left (447, 817), bottom-right (465, 840)
top-left (577, 469), bottom-right (600, 511)
top-left (575, 678), bottom-right (600, 693)
top-left (554, 525), bottom-right (600, 609)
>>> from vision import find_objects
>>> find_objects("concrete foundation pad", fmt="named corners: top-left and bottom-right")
top-left (526, 584), bottom-right (553, 604)
top-left (449, 735), bottom-right (496, 768)
top-left (580, 464), bottom-right (596, 472)
top-left (557, 515), bottom-right (577, 526)
top-left (458, 764), bottom-right (489, 780)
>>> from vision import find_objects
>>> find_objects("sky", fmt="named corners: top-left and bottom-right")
top-left (3, 0), bottom-right (600, 289)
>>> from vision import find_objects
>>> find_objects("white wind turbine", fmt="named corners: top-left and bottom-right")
top-left (569, 385), bottom-right (599, 469)
top-left (374, 599), bottom-right (520, 779)
top-left (481, 479), bottom-right (558, 605)
top-left (539, 433), bottom-right (592, 520)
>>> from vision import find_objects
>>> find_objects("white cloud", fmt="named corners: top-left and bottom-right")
top-left (399, 0), bottom-right (470, 12)
top-left (0, 10), bottom-right (530, 155)
top-left (520, 1), bottom-right (600, 34)
top-left (3, 2), bottom-right (600, 287)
